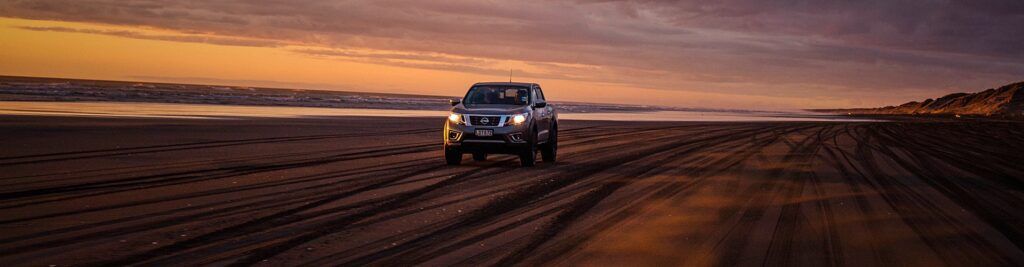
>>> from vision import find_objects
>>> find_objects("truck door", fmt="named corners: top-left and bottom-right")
top-left (533, 86), bottom-right (552, 141)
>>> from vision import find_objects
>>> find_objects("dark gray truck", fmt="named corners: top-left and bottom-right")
top-left (443, 82), bottom-right (558, 167)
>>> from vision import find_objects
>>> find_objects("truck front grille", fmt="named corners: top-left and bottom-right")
top-left (469, 115), bottom-right (502, 126)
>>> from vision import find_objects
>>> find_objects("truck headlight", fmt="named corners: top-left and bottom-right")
top-left (511, 114), bottom-right (526, 125)
top-left (448, 113), bottom-right (462, 123)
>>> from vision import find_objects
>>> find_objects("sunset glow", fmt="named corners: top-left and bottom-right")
top-left (2, 2), bottom-right (1024, 266)
top-left (2, 1), bottom-right (1022, 109)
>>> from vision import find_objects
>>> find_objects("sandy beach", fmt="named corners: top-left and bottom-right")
top-left (1, 115), bottom-right (1022, 266)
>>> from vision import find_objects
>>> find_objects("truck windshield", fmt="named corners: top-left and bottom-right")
top-left (463, 86), bottom-right (531, 105)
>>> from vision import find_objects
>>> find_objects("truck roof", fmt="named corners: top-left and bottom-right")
top-left (472, 82), bottom-right (537, 87)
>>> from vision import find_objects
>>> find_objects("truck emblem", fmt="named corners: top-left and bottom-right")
top-left (480, 117), bottom-right (490, 124)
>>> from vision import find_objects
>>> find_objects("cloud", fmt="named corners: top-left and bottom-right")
top-left (17, 25), bottom-right (285, 47)
top-left (1, 0), bottom-right (1022, 106)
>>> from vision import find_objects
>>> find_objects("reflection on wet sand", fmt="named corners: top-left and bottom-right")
top-left (0, 101), bottom-right (446, 119)
top-left (0, 101), bottom-right (868, 122)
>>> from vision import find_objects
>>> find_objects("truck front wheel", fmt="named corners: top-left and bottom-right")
top-left (519, 143), bottom-right (536, 167)
top-left (445, 146), bottom-right (462, 165)
top-left (541, 123), bottom-right (557, 162)
top-left (519, 128), bottom-right (537, 167)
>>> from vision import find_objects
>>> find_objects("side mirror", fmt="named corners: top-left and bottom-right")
top-left (450, 99), bottom-right (461, 106)
top-left (534, 102), bottom-right (547, 108)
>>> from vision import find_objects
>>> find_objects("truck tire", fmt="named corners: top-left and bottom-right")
top-left (445, 146), bottom-right (462, 165)
top-left (519, 143), bottom-right (536, 167)
top-left (541, 123), bottom-right (557, 162)
top-left (520, 128), bottom-right (537, 167)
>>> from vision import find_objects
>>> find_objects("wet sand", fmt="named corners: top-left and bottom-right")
top-left (0, 116), bottom-right (1022, 266)
top-left (0, 101), bottom-right (864, 122)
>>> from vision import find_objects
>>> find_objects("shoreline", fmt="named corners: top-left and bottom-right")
top-left (0, 100), bottom-right (870, 122)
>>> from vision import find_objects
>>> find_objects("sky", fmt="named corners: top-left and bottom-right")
top-left (1, 0), bottom-right (1022, 109)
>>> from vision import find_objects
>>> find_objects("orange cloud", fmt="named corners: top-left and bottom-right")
top-left (1, 0), bottom-right (1021, 109)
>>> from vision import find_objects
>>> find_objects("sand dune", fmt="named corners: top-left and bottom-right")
top-left (819, 81), bottom-right (1024, 118)
top-left (0, 116), bottom-right (1022, 266)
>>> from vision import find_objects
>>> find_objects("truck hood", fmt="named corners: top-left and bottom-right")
top-left (452, 104), bottom-right (530, 115)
